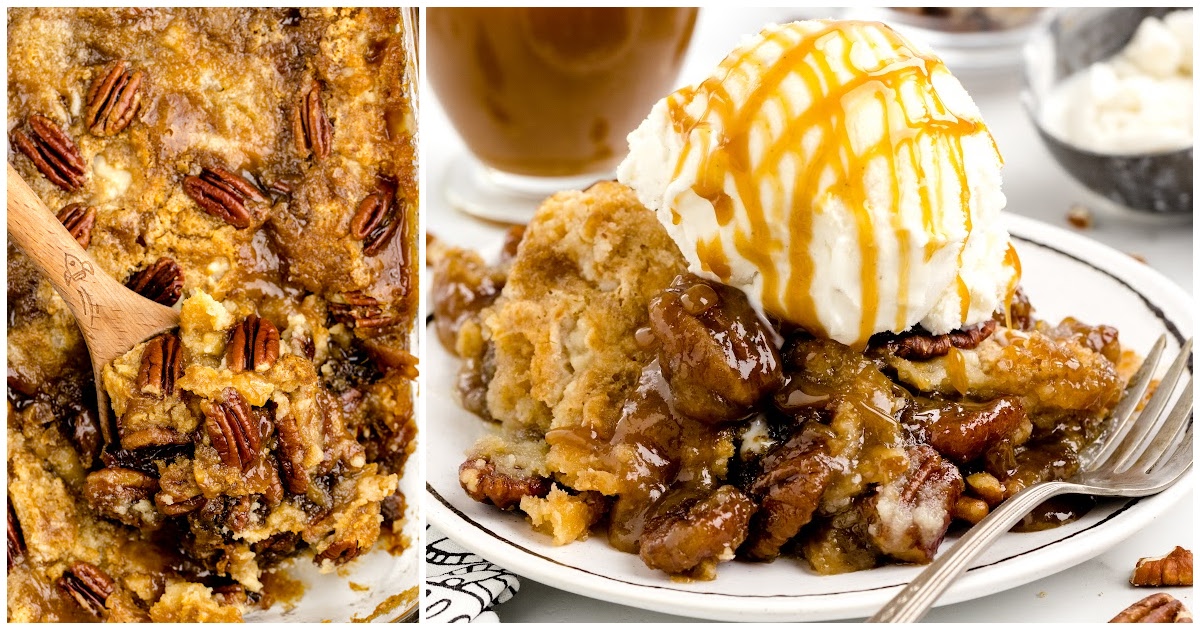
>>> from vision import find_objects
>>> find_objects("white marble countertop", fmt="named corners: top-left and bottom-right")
top-left (424, 8), bottom-right (1194, 623)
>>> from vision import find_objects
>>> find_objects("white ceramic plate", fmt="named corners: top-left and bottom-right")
top-left (425, 213), bottom-right (1192, 622)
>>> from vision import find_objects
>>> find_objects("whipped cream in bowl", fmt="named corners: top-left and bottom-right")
top-left (1022, 8), bottom-right (1193, 216)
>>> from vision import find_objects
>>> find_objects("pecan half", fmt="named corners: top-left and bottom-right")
top-left (225, 314), bottom-right (281, 373)
top-left (85, 59), bottom-right (143, 136)
top-left (11, 115), bottom-right (87, 191)
top-left (183, 166), bottom-right (266, 229)
top-left (57, 561), bottom-right (115, 619)
top-left (350, 187), bottom-right (401, 256)
top-left (275, 413), bottom-right (309, 494)
top-left (878, 320), bottom-right (998, 360)
top-left (864, 445), bottom-right (963, 564)
top-left (1111, 592), bottom-right (1192, 623)
top-left (125, 257), bottom-right (183, 306)
top-left (458, 458), bottom-right (550, 510)
top-left (294, 81), bottom-right (332, 160)
top-left (136, 333), bottom-right (183, 398)
top-left (315, 540), bottom-right (361, 566)
top-left (57, 203), bottom-right (98, 249)
top-left (744, 426), bottom-right (834, 560)
top-left (905, 397), bottom-right (1027, 464)
top-left (202, 388), bottom-right (261, 473)
top-left (639, 485), bottom-right (757, 577)
top-left (83, 468), bottom-right (161, 528)
top-left (8, 503), bottom-right (24, 569)
top-left (329, 291), bottom-right (396, 329)
top-left (1132, 547), bottom-right (1193, 587)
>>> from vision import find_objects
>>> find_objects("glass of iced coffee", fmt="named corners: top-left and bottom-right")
top-left (428, 7), bottom-right (699, 222)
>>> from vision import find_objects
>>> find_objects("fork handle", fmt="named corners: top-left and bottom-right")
top-left (867, 481), bottom-right (1072, 623)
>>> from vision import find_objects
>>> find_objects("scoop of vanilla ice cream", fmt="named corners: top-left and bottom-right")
top-left (618, 20), bottom-right (1020, 347)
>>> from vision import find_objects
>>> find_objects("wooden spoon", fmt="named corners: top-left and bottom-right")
top-left (7, 163), bottom-right (179, 441)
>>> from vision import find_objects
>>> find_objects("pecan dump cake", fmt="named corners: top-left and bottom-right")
top-left (431, 21), bottom-right (1136, 581)
top-left (8, 8), bottom-right (417, 621)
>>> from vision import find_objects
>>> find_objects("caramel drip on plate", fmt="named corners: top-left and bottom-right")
top-left (665, 21), bottom-right (990, 346)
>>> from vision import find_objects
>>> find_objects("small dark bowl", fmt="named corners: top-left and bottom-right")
top-left (1022, 8), bottom-right (1192, 216)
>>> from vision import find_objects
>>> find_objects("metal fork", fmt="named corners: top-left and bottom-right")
top-left (868, 334), bottom-right (1193, 623)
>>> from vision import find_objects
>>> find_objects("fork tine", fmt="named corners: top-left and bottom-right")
top-left (1143, 425), bottom-right (1193, 493)
top-left (1105, 338), bottom-right (1193, 472)
top-left (1082, 334), bottom-right (1168, 472)
top-left (1126, 379), bottom-right (1192, 474)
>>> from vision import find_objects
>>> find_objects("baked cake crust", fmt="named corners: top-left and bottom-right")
top-left (8, 8), bottom-right (417, 621)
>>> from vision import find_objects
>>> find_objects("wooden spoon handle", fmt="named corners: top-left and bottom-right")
top-left (6, 163), bottom-right (178, 363)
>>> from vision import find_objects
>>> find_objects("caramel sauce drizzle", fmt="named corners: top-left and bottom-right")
top-left (1002, 241), bottom-right (1022, 328)
top-left (665, 21), bottom-right (1004, 346)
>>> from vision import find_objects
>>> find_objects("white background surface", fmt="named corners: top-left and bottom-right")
top-left (423, 8), bottom-right (1194, 622)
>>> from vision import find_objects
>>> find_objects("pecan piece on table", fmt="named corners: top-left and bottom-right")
top-left (57, 203), bottom-right (98, 249)
top-left (125, 257), bottom-right (183, 306)
top-left (350, 186), bottom-right (402, 256)
top-left (877, 320), bottom-right (998, 360)
top-left (225, 314), bottom-right (281, 373)
top-left (329, 291), bottom-right (397, 329)
top-left (294, 80), bottom-right (332, 160)
top-left (1110, 592), bottom-right (1193, 623)
top-left (84, 59), bottom-right (143, 136)
top-left (182, 166), bottom-right (266, 229)
top-left (84, 468), bottom-right (161, 528)
top-left (315, 540), bottom-right (361, 566)
top-left (57, 561), bottom-right (115, 619)
top-left (459, 457), bottom-right (549, 511)
top-left (1132, 547), bottom-right (1193, 587)
top-left (7, 503), bottom-right (24, 569)
top-left (11, 114), bottom-right (87, 191)
top-left (202, 388), bottom-right (261, 473)
top-left (136, 333), bottom-right (183, 398)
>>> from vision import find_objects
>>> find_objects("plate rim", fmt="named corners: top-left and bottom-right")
top-left (425, 213), bottom-right (1193, 621)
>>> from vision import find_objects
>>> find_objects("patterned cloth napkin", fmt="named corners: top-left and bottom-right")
top-left (425, 526), bottom-right (520, 622)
